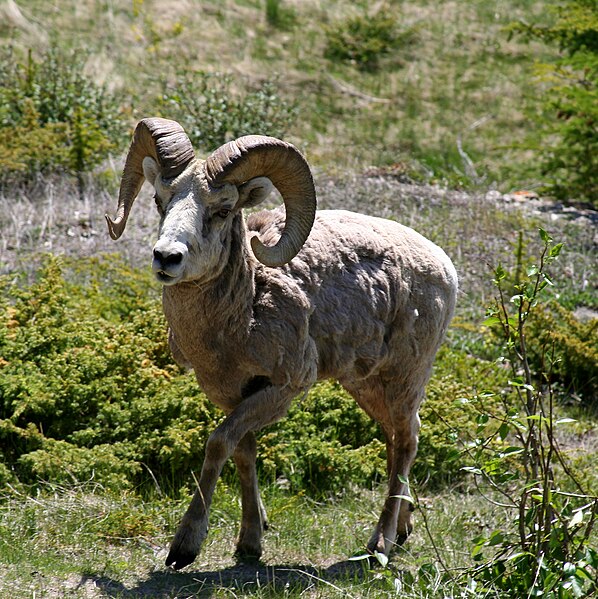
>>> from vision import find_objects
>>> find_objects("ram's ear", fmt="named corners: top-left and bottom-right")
top-left (237, 176), bottom-right (274, 209)
top-left (142, 156), bottom-right (160, 187)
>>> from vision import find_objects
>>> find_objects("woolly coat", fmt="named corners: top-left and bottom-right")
top-left (163, 208), bottom-right (458, 415)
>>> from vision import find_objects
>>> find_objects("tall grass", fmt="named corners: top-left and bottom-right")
top-left (0, 481), bottom-right (510, 598)
top-left (0, 0), bottom-right (560, 193)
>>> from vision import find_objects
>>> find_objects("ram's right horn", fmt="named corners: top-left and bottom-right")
top-left (106, 118), bottom-right (195, 240)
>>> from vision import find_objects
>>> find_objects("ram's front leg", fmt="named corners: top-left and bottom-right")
top-left (164, 430), bottom-right (226, 570)
top-left (233, 432), bottom-right (268, 561)
top-left (165, 385), bottom-right (295, 570)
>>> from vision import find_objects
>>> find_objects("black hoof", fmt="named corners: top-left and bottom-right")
top-left (165, 549), bottom-right (197, 571)
top-left (234, 546), bottom-right (262, 564)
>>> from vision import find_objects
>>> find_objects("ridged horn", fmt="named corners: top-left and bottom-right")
top-left (105, 118), bottom-right (195, 240)
top-left (205, 135), bottom-right (317, 267)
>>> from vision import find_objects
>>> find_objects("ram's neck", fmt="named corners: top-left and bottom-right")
top-left (161, 220), bottom-right (256, 364)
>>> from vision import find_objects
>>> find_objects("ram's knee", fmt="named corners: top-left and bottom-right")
top-left (205, 429), bottom-right (233, 465)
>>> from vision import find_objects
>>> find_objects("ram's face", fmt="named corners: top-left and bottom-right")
top-left (143, 157), bottom-right (272, 286)
top-left (106, 119), bottom-right (317, 277)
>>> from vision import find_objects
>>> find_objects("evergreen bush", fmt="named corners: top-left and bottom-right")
top-left (509, 0), bottom-right (598, 205)
top-left (158, 72), bottom-right (297, 152)
top-left (0, 256), bottom-right (492, 496)
top-left (0, 46), bottom-right (127, 189)
top-left (324, 8), bottom-right (418, 71)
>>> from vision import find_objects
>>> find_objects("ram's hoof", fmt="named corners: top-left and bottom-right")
top-left (165, 521), bottom-right (207, 570)
top-left (366, 531), bottom-right (388, 558)
top-left (165, 547), bottom-right (198, 571)
top-left (234, 543), bottom-right (262, 563)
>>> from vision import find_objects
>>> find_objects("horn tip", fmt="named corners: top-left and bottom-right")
top-left (250, 235), bottom-right (287, 267)
top-left (105, 214), bottom-right (123, 240)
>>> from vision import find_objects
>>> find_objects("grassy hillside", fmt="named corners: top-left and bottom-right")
top-left (1, 0), bottom-right (556, 190)
top-left (0, 2), bottom-right (596, 597)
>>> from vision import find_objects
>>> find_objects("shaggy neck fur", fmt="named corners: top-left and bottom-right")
top-left (161, 215), bottom-right (256, 392)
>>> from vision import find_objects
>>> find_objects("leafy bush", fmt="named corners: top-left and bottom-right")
top-left (158, 72), bottom-right (297, 152)
top-left (258, 380), bottom-right (385, 494)
top-left (0, 46), bottom-right (127, 187)
top-left (0, 101), bottom-right (70, 176)
top-left (0, 257), bottom-right (217, 490)
top-left (526, 301), bottom-right (597, 405)
top-left (324, 9), bottom-right (418, 71)
top-left (265, 0), bottom-right (297, 31)
top-left (482, 231), bottom-right (597, 406)
top-left (0, 256), bottom-right (494, 497)
top-left (468, 229), bottom-right (598, 597)
top-left (509, 0), bottom-right (598, 205)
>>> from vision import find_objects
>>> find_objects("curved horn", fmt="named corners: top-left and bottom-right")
top-left (205, 135), bottom-right (316, 267)
top-left (105, 118), bottom-right (195, 240)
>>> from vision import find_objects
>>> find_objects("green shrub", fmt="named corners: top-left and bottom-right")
top-left (0, 256), bottom-right (216, 491)
top-left (466, 228), bottom-right (598, 598)
top-left (0, 46), bottom-right (127, 187)
top-left (509, 0), bottom-right (598, 205)
top-left (265, 0), bottom-right (297, 31)
top-left (0, 101), bottom-right (71, 177)
top-left (158, 72), bottom-right (297, 152)
top-left (258, 380), bottom-right (386, 494)
top-left (482, 230), bottom-right (597, 406)
top-left (324, 9), bottom-right (418, 71)
top-left (1, 256), bottom-right (505, 496)
top-left (526, 301), bottom-right (597, 405)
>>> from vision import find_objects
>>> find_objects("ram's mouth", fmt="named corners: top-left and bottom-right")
top-left (155, 270), bottom-right (180, 286)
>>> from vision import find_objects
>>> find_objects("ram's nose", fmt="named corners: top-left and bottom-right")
top-left (152, 240), bottom-right (188, 284)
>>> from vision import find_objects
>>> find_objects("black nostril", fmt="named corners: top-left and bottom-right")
top-left (165, 252), bottom-right (183, 266)
top-left (154, 249), bottom-right (183, 267)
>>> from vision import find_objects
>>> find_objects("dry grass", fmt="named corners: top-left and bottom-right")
top-left (2, 0), bottom-right (557, 189)
top-left (0, 481), bottom-right (510, 598)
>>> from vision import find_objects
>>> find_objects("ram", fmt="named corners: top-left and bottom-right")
top-left (106, 118), bottom-right (458, 570)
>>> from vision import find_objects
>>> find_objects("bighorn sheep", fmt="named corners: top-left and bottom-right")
top-left (106, 118), bottom-right (458, 570)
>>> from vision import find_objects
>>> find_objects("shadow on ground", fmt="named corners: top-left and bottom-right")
top-left (87, 559), bottom-right (371, 598)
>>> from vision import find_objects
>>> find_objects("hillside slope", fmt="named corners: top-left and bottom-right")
top-left (1, 0), bottom-right (555, 189)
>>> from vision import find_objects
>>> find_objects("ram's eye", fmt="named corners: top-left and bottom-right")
top-left (216, 208), bottom-right (231, 219)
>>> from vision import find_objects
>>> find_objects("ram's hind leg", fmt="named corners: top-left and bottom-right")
top-left (233, 432), bottom-right (268, 561)
top-left (367, 386), bottom-right (421, 557)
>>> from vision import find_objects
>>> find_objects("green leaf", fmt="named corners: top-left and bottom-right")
top-left (483, 316), bottom-right (501, 327)
top-left (563, 561), bottom-right (577, 576)
top-left (374, 551), bottom-right (389, 567)
top-left (539, 228), bottom-right (552, 243)
top-left (494, 263), bottom-right (506, 282)
top-left (569, 509), bottom-right (584, 527)
top-left (549, 243), bottom-right (564, 257)
top-left (461, 466), bottom-right (482, 475)
top-left (542, 272), bottom-right (554, 286)
top-left (390, 494), bottom-right (414, 504)
top-left (500, 447), bottom-right (524, 457)
top-left (555, 418), bottom-right (577, 425)
top-left (498, 422), bottom-right (510, 440)
top-left (510, 294), bottom-right (523, 306)
top-left (488, 530), bottom-right (505, 546)
top-left (349, 553), bottom-right (372, 562)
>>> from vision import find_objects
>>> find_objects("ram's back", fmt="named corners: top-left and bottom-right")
top-left (248, 208), bottom-right (458, 383)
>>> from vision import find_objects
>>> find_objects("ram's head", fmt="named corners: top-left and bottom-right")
top-left (106, 118), bottom-right (317, 285)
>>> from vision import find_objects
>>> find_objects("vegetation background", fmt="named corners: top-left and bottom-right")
top-left (0, 0), bottom-right (596, 597)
